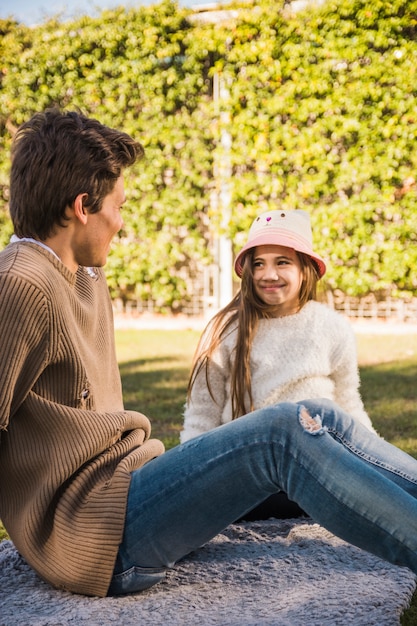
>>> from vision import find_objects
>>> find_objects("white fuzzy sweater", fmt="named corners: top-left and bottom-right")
top-left (181, 301), bottom-right (374, 442)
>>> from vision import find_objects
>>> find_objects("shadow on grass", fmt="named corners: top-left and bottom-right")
top-left (119, 357), bottom-right (190, 449)
top-left (360, 358), bottom-right (417, 458)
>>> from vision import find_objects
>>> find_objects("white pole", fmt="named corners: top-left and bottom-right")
top-left (214, 72), bottom-right (234, 310)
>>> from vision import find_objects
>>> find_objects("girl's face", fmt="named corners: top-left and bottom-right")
top-left (252, 244), bottom-right (303, 317)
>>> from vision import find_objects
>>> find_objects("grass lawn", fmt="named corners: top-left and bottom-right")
top-left (116, 328), bottom-right (201, 449)
top-left (1, 327), bottom-right (416, 622)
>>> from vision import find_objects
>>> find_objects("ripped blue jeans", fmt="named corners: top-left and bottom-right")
top-left (109, 399), bottom-right (417, 595)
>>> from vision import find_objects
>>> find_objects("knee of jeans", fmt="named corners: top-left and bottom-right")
top-left (298, 398), bottom-right (353, 432)
top-left (298, 406), bottom-right (327, 436)
top-left (108, 564), bottom-right (167, 596)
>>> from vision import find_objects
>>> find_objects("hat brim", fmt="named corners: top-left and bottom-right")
top-left (234, 234), bottom-right (326, 278)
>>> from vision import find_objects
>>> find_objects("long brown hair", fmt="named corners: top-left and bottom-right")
top-left (187, 249), bottom-right (320, 419)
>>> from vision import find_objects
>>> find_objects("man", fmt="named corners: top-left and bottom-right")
top-left (1, 108), bottom-right (417, 598)
top-left (0, 109), bottom-right (165, 596)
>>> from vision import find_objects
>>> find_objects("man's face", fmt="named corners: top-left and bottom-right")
top-left (75, 175), bottom-right (126, 268)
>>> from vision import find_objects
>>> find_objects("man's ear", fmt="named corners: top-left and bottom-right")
top-left (73, 193), bottom-right (89, 225)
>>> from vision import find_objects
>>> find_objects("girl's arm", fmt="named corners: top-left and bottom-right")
top-left (330, 318), bottom-right (376, 433)
top-left (181, 345), bottom-right (231, 443)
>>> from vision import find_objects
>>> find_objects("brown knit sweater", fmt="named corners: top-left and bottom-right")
top-left (0, 242), bottom-right (165, 596)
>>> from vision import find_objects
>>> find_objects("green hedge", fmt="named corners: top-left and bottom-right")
top-left (1, 0), bottom-right (416, 310)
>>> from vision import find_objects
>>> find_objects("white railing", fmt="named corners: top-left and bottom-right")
top-left (326, 291), bottom-right (417, 323)
top-left (114, 291), bottom-right (417, 324)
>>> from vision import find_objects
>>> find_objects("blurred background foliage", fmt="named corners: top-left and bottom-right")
top-left (1, 0), bottom-right (417, 310)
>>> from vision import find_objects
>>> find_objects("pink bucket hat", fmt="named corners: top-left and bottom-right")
top-left (234, 209), bottom-right (326, 278)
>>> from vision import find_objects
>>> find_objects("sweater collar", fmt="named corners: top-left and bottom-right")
top-left (10, 235), bottom-right (60, 261)
top-left (10, 235), bottom-right (99, 283)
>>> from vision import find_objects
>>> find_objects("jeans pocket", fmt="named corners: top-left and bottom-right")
top-left (108, 564), bottom-right (167, 595)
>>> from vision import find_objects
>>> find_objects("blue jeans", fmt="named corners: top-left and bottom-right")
top-left (108, 399), bottom-right (417, 595)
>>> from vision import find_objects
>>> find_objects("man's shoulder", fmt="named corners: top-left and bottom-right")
top-left (0, 245), bottom-right (71, 308)
top-left (0, 242), bottom-right (19, 266)
top-left (1, 242), bottom-right (76, 282)
top-left (1, 241), bottom-right (45, 264)
top-left (1, 243), bottom-right (46, 276)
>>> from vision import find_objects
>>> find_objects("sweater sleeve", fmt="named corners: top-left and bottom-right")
top-left (330, 314), bottom-right (376, 433)
top-left (181, 331), bottom-right (232, 443)
top-left (0, 273), bottom-right (51, 431)
top-left (181, 359), bottom-right (228, 442)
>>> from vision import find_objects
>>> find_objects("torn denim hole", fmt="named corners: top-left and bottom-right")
top-left (299, 407), bottom-right (327, 436)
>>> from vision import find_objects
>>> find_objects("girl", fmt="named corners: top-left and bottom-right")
top-left (182, 209), bottom-right (375, 518)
